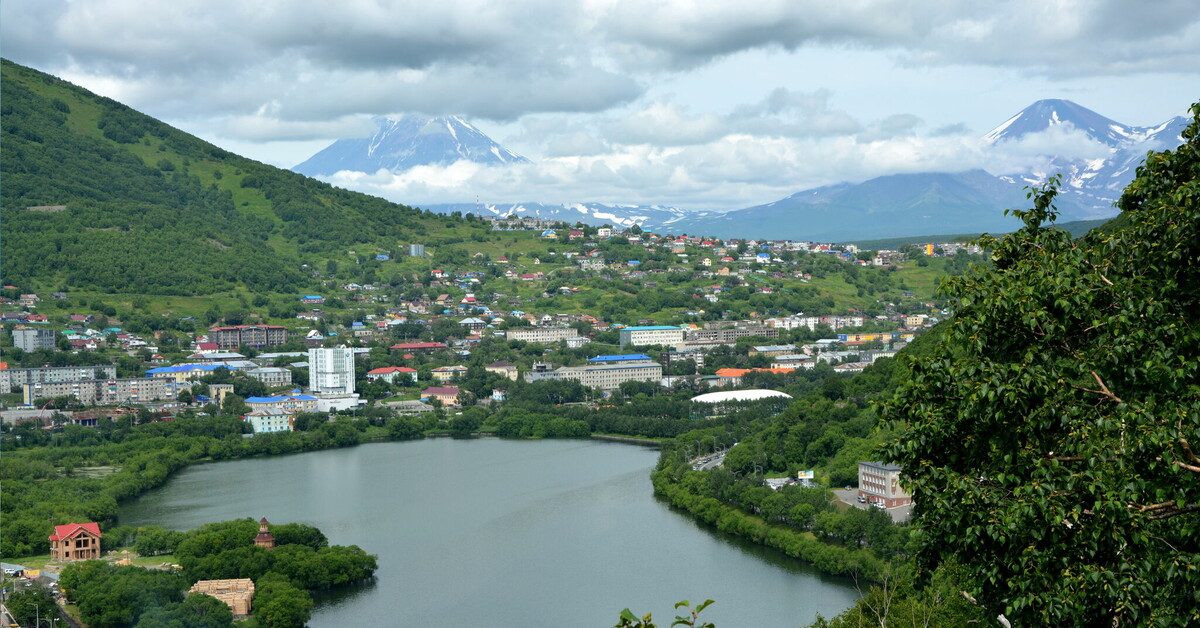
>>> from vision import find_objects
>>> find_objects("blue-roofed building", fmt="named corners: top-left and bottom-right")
top-left (588, 354), bottom-right (654, 363)
top-left (146, 363), bottom-right (238, 384)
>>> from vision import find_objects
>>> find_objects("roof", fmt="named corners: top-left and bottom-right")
top-left (692, 390), bottom-right (793, 404)
top-left (146, 364), bottom-right (236, 375)
top-left (50, 522), bottom-right (101, 541)
top-left (715, 367), bottom-right (796, 377)
top-left (752, 344), bottom-right (796, 352)
top-left (209, 325), bottom-right (286, 331)
top-left (367, 366), bottom-right (417, 374)
top-left (245, 395), bottom-right (318, 403)
top-left (391, 342), bottom-right (448, 350)
top-left (588, 354), bottom-right (653, 362)
top-left (621, 326), bottom-right (682, 331)
top-left (487, 361), bottom-right (516, 368)
top-left (422, 387), bottom-right (460, 395)
top-left (860, 461), bottom-right (903, 472)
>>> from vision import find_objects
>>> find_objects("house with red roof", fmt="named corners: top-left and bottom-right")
top-left (390, 342), bottom-right (448, 353)
top-left (367, 366), bottom-right (418, 384)
top-left (49, 522), bottom-right (102, 561)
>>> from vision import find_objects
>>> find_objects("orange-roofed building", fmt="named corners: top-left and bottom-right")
top-left (49, 522), bottom-right (102, 561)
top-left (714, 367), bottom-right (794, 386)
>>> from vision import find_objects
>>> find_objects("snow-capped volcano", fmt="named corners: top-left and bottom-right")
top-left (293, 115), bottom-right (528, 176)
top-left (985, 99), bottom-right (1189, 214)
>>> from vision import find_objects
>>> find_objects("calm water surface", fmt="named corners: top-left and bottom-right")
top-left (120, 438), bottom-right (858, 627)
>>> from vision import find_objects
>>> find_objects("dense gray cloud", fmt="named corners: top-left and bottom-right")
top-left (1, 0), bottom-right (1195, 211)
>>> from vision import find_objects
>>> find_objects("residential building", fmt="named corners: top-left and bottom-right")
top-left (23, 377), bottom-right (176, 406)
top-left (431, 365), bottom-right (469, 382)
top-left (244, 367), bottom-right (292, 387)
top-left (836, 332), bottom-right (915, 344)
top-left (208, 325), bottom-right (289, 349)
top-left (244, 410), bottom-right (293, 434)
top-left (503, 327), bottom-right (580, 344)
top-left (422, 386), bottom-right (462, 407)
top-left (857, 462), bottom-right (911, 508)
top-left (484, 361), bottom-right (519, 381)
top-left (12, 326), bottom-right (56, 352)
top-left (525, 360), bottom-right (662, 391)
top-left (244, 394), bottom-right (318, 414)
top-left (49, 522), bottom-right (102, 561)
top-left (459, 317), bottom-right (488, 332)
top-left (0, 365), bottom-right (116, 393)
top-left (390, 342), bottom-right (449, 353)
top-left (686, 325), bottom-right (779, 344)
top-left (309, 347), bottom-right (355, 395)
top-left (209, 383), bottom-right (234, 407)
top-left (189, 579), bottom-right (255, 616)
top-left (771, 355), bottom-right (815, 369)
top-left (748, 344), bottom-right (797, 357)
top-left (366, 366), bottom-right (418, 384)
top-left (146, 364), bottom-right (238, 385)
top-left (618, 326), bottom-right (685, 348)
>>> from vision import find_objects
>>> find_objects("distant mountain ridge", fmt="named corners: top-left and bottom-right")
top-left (423, 201), bottom-right (722, 231)
top-left (294, 115), bottom-right (528, 176)
top-left (293, 99), bottom-right (1189, 241)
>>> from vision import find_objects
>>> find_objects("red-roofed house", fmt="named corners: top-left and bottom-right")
top-left (50, 522), bottom-right (102, 561)
top-left (367, 366), bottom-right (418, 384)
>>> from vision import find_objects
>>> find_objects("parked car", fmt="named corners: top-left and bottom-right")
top-left (856, 495), bottom-right (867, 503)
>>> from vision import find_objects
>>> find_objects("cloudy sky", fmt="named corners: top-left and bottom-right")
top-left (3, 0), bottom-right (1198, 210)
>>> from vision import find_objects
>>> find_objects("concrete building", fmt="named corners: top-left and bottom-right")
top-left (0, 365), bottom-right (116, 393)
top-left (208, 325), bottom-right (289, 349)
top-left (245, 367), bottom-right (292, 387)
top-left (619, 326), bottom-right (685, 348)
top-left (49, 522), bottom-right (102, 561)
top-left (431, 365), bottom-right (469, 382)
top-left (245, 394), bottom-right (318, 415)
top-left (366, 366), bottom-right (418, 384)
top-left (485, 361), bottom-right (519, 381)
top-left (309, 347), bottom-right (355, 395)
top-left (189, 579), bottom-right (255, 616)
top-left (244, 410), bottom-right (293, 433)
top-left (147, 364), bottom-right (238, 384)
top-left (23, 377), bottom-right (176, 406)
top-left (503, 327), bottom-right (580, 344)
top-left (685, 325), bottom-right (780, 344)
top-left (525, 360), bottom-right (662, 391)
top-left (12, 326), bottom-right (56, 352)
top-left (857, 462), bottom-right (911, 508)
top-left (408, 243), bottom-right (426, 257)
top-left (422, 386), bottom-right (462, 407)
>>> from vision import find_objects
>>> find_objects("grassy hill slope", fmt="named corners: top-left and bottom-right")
top-left (0, 59), bottom-right (482, 295)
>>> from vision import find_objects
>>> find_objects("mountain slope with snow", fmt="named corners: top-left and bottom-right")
top-left (293, 115), bottom-right (527, 176)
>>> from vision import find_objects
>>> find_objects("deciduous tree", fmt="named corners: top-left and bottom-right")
top-left (882, 104), bottom-right (1200, 625)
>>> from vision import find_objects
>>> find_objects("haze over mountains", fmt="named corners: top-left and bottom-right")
top-left (295, 100), bottom-right (1188, 241)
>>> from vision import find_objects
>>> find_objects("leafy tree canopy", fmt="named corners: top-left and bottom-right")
top-left (882, 103), bottom-right (1200, 625)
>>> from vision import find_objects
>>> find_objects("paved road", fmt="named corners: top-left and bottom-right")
top-left (690, 452), bottom-right (726, 471)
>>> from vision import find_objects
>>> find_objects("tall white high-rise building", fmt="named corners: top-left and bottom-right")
top-left (308, 347), bottom-right (356, 395)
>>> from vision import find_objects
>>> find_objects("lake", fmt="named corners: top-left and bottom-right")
top-left (119, 438), bottom-right (858, 627)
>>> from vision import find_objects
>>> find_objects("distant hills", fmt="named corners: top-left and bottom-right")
top-left (298, 99), bottom-right (1187, 241)
top-left (293, 115), bottom-right (528, 177)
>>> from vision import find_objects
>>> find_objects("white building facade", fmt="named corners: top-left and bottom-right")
top-left (308, 347), bottom-right (355, 395)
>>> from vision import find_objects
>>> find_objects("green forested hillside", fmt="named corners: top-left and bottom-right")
top-left (0, 59), bottom-right (471, 295)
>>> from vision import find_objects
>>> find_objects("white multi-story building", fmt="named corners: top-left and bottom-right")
top-left (525, 361), bottom-right (662, 391)
top-left (857, 462), bottom-right (911, 508)
top-left (244, 410), bottom-right (293, 434)
top-left (618, 326), bottom-right (685, 348)
top-left (309, 347), bottom-right (355, 395)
